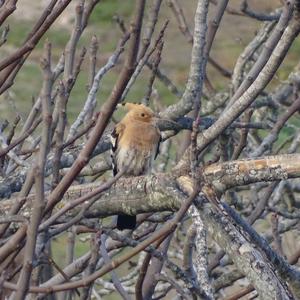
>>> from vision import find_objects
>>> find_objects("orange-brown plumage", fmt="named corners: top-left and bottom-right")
top-left (111, 103), bottom-right (161, 229)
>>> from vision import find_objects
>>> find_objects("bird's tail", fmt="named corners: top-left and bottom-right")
top-left (117, 215), bottom-right (136, 230)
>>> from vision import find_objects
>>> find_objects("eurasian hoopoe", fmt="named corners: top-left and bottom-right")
top-left (111, 102), bottom-right (161, 230)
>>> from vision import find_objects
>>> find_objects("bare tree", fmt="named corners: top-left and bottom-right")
top-left (0, 0), bottom-right (300, 299)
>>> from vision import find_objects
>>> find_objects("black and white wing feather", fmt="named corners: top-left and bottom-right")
top-left (110, 123), bottom-right (125, 176)
top-left (155, 135), bottom-right (162, 160)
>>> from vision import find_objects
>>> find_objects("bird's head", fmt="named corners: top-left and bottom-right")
top-left (119, 102), bottom-right (157, 123)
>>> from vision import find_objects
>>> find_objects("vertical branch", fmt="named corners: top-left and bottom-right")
top-left (270, 213), bottom-right (284, 257)
top-left (125, 0), bottom-right (145, 70)
top-left (80, 232), bottom-right (101, 300)
top-left (51, 1), bottom-right (87, 141)
top-left (142, 40), bottom-right (164, 105)
top-left (135, 252), bottom-right (152, 300)
top-left (81, 0), bottom-right (101, 29)
top-left (141, 235), bottom-right (172, 299)
top-left (98, 234), bottom-right (131, 300)
top-left (138, 0), bottom-right (163, 59)
top-left (184, 205), bottom-right (213, 299)
top-left (231, 21), bottom-right (276, 94)
top-left (13, 41), bottom-right (53, 300)
top-left (191, 207), bottom-right (214, 299)
top-left (87, 35), bottom-right (98, 91)
top-left (84, 35), bottom-right (98, 129)
top-left (58, 229), bottom-right (76, 300)
top-left (161, 0), bottom-right (209, 119)
top-left (51, 47), bottom-right (86, 186)
top-left (204, 0), bottom-right (229, 58)
top-left (183, 225), bottom-right (197, 276)
top-left (51, 82), bottom-right (67, 187)
top-left (64, 0), bottom-right (84, 79)
top-left (167, 0), bottom-right (193, 40)
top-left (189, 1), bottom-right (209, 173)
top-left (120, 21), bottom-right (168, 102)
top-left (231, 109), bottom-right (253, 159)
top-left (0, 24), bottom-right (9, 47)
top-left (67, 34), bottom-right (129, 140)
top-left (48, 0), bottom-right (91, 187)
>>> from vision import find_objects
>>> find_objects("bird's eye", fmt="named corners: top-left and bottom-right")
top-left (141, 113), bottom-right (145, 117)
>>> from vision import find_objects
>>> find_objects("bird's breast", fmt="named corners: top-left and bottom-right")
top-left (116, 146), bottom-right (154, 176)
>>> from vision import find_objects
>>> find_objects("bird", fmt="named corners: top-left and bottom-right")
top-left (111, 102), bottom-right (161, 230)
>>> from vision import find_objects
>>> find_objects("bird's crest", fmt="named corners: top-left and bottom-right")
top-left (118, 102), bottom-right (154, 115)
top-left (118, 102), bottom-right (142, 110)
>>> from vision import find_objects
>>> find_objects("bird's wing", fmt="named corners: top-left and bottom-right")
top-left (110, 123), bottom-right (125, 176)
top-left (155, 134), bottom-right (162, 160)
